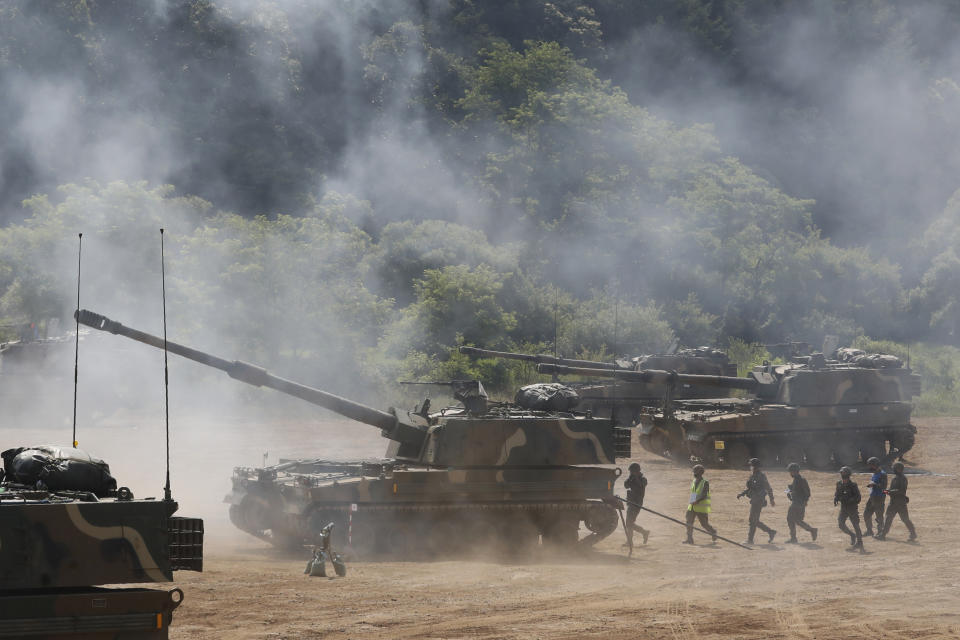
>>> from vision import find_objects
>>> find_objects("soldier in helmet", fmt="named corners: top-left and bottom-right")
top-left (684, 464), bottom-right (718, 544)
top-left (785, 462), bottom-right (817, 543)
top-left (877, 461), bottom-right (917, 541)
top-left (863, 456), bottom-right (887, 537)
top-left (623, 462), bottom-right (650, 546)
top-left (834, 466), bottom-right (864, 550)
top-left (737, 458), bottom-right (776, 545)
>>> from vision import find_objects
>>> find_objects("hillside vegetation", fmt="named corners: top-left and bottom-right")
top-left (1, 1), bottom-right (959, 410)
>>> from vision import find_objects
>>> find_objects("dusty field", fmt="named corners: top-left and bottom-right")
top-left (7, 412), bottom-right (960, 639)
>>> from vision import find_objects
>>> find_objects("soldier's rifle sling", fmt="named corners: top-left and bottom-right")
top-left (613, 495), bottom-right (753, 551)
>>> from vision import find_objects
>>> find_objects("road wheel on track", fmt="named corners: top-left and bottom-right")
top-left (583, 503), bottom-right (619, 539)
top-left (859, 437), bottom-right (887, 464)
top-left (723, 442), bottom-right (752, 468)
top-left (778, 443), bottom-right (805, 468)
top-left (833, 441), bottom-right (860, 467)
top-left (465, 516), bottom-right (502, 556)
top-left (754, 441), bottom-right (780, 467)
top-left (422, 518), bottom-right (463, 557)
top-left (385, 521), bottom-right (415, 556)
top-left (236, 492), bottom-right (275, 533)
top-left (804, 441), bottom-right (833, 468)
top-left (501, 516), bottom-right (540, 557)
top-left (541, 515), bottom-right (579, 548)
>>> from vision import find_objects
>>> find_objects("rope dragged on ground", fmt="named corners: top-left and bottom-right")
top-left (613, 495), bottom-right (753, 551)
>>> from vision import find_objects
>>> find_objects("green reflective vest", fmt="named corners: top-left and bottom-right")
top-left (688, 478), bottom-right (711, 513)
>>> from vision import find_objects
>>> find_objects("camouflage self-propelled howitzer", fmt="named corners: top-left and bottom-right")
top-left (77, 310), bottom-right (631, 557)
top-left (540, 350), bottom-right (920, 469)
top-left (459, 345), bottom-right (736, 425)
top-left (0, 446), bottom-right (203, 639)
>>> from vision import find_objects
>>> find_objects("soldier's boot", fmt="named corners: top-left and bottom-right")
top-left (848, 533), bottom-right (857, 546)
top-left (785, 537), bottom-right (799, 544)
top-left (768, 529), bottom-right (777, 543)
top-left (641, 528), bottom-right (650, 545)
top-left (683, 537), bottom-right (694, 545)
top-left (864, 526), bottom-right (873, 537)
top-left (811, 527), bottom-right (818, 541)
top-left (854, 537), bottom-right (864, 551)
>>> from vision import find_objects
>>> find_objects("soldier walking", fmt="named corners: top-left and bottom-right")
top-left (738, 458), bottom-right (776, 544)
top-left (863, 456), bottom-right (887, 537)
top-left (623, 462), bottom-right (650, 546)
top-left (684, 464), bottom-right (718, 544)
top-left (784, 462), bottom-right (817, 543)
top-left (834, 466), bottom-right (864, 550)
top-left (877, 461), bottom-right (917, 541)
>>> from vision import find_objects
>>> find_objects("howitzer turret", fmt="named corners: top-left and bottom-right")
top-left (77, 310), bottom-right (630, 555)
top-left (539, 356), bottom-right (920, 469)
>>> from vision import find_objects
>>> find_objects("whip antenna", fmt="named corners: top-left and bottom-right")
top-left (612, 286), bottom-right (620, 425)
top-left (551, 287), bottom-right (559, 382)
top-left (72, 233), bottom-right (82, 448)
top-left (161, 229), bottom-right (172, 502)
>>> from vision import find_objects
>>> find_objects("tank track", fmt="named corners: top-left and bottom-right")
top-left (640, 425), bottom-right (917, 469)
top-left (230, 499), bottom-right (619, 556)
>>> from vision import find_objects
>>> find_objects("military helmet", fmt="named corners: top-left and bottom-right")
top-left (628, 462), bottom-right (641, 472)
top-left (866, 456), bottom-right (880, 466)
top-left (786, 462), bottom-right (800, 472)
top-left (692, 464), bottom-right (705, 475)
top-left (893, 461), bottom-right (905, 472)
top-left (748, 457), bottom-right (760, 467)
top-left (839, 466), bottom-right (852, 477)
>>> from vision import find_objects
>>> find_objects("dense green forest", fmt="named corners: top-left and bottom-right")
top-left (1, 1), bottom-right (959, 410)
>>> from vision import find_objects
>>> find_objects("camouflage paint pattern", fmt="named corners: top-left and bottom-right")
top-left (635, 359), bottom-right (920, 467)
top-left (76, 310), bottom-right (630, 554)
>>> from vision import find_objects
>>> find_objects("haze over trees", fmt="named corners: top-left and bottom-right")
top-left (1, 1), bottom-right (959, 408)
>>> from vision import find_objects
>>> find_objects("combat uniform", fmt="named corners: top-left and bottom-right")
top-left (742, 470), bottom-right (776, 544)
top-left (863, 467), bottom-right (887, 536)
top-left (624, 470), bottom-right (650, 545)
top-left (834, 477), bottom-right (864, 547)
top-left (685, 476), bottom-right (718, 543)
top-left (879, 472), bottom-right (917, 540)
top-left (786, 473), bottom-right (817, 541)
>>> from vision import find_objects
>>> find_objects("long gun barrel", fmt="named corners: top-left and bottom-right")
top-left (458, 346), bottom-right (623, 370)
top-left (75, 309), bottom-right (425, 447)
top-left (536, 363), bottom-right (761, 392)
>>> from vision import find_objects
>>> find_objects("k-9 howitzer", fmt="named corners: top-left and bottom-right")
top-left (537, 355), bottom-right (919, 469)
top-left (76, 309), bottom-right (630, 553)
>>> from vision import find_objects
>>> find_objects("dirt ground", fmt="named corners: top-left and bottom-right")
top-left (8, 412), bottom-right (960, 639)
